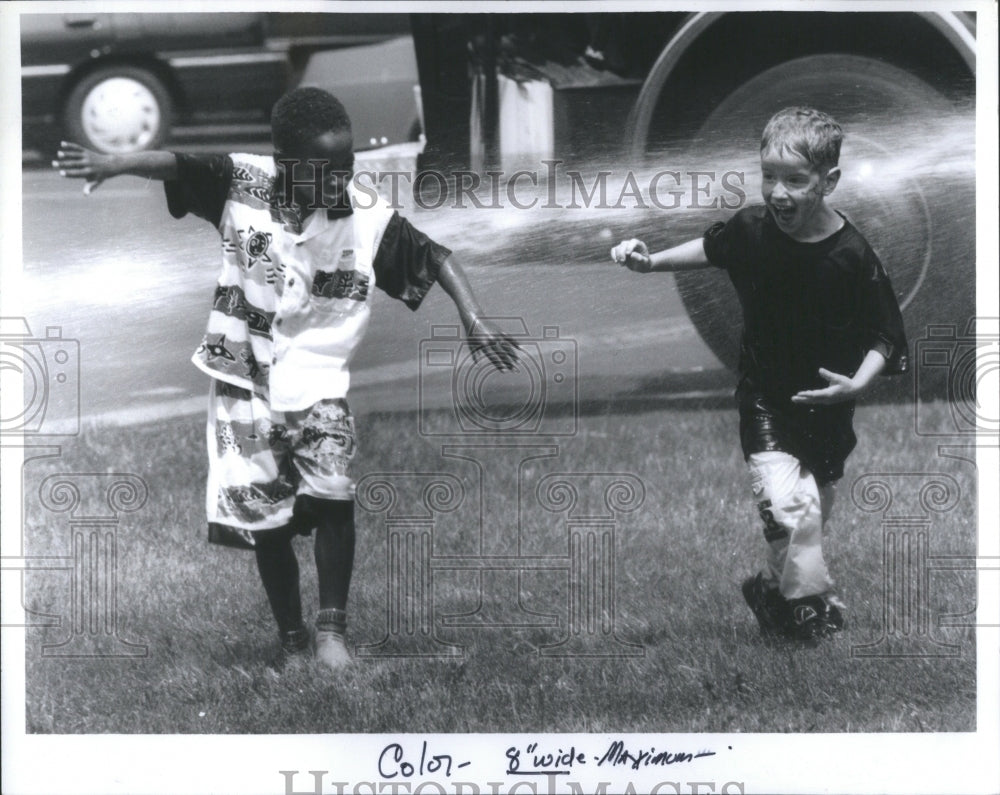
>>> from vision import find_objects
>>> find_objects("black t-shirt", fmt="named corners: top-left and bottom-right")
top-left (163, 153), bottom-right (451, 311)
top-left (703, 205), bottom-right (908, 406)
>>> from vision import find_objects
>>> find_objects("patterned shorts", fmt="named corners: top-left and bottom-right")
top-left (205, 381), bottom-right (357, 546)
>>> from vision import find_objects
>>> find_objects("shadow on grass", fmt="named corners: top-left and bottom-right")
top-left (376, 364), bottom-right (926, 428)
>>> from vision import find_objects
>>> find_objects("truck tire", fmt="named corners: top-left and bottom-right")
top-left (64, 65), bottom-right (172, 154)
top-left (667, 55), bottom-right (974, 401)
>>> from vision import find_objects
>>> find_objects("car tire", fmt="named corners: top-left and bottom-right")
top-left (667, 55), bottom-right (973, 398)
top-left (64, 65), bottom-right (172, 154)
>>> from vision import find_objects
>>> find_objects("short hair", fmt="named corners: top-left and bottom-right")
top-left (271, 87), bottom-right (352, 154)
top-left (760, 107), bottom-right (843, 171)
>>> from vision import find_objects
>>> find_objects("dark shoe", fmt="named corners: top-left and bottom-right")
top-left (786, 595), bottom-right (846, 642)
top-left (280, 626), bottom-right (311, 655)
top-left (741, 573), bottom-right (791, 637)
top-left (824, 600), bottom-right (846, 633)
top-left (269, 626), bottom-right (311, 672)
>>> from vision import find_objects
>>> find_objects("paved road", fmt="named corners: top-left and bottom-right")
top-left (15, 162), bottom-right (726, 432)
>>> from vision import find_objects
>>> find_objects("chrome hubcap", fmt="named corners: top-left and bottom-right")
top-left (81, 76), bottom-right (161, 153)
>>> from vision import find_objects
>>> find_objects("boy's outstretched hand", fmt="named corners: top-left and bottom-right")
top-left (52, 141), bottom-right (112, 194)
top-left (466, 318), bottom-right (521, 372)
top-left (791, 368), bottom-right (860, 405)
top-left (610, 238), bottom-right (652, 272)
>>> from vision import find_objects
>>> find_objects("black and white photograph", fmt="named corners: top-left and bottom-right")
top-left (1, 1), bottom-right (997, 793)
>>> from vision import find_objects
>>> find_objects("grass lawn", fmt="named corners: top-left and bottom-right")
top-left (22, 399), bottom-right (977, 734)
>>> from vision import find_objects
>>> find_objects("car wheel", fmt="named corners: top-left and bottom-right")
top-left (64, 65), bottom-right (172, 154)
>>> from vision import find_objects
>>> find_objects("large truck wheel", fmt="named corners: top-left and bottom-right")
top-left (667, 55), bottom-right (974, 402)
top-left (64, 65), bottom-right (172, 154)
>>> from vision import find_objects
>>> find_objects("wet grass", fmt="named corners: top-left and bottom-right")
top-left (22, 399), bottom-right (977, 734)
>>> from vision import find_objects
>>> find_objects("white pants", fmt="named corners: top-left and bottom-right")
top-left (747, 451), bottom-right (837, 600)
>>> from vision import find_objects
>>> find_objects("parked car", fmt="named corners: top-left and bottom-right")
top-left (20, 12), bottom-right (422, 154)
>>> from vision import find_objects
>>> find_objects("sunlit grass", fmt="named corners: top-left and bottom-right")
top-left (22, 400), bottom-right (976, 733)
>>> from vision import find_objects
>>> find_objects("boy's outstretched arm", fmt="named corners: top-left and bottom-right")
top-left (436, 256), bottom-right (520, 371)
top-left (53, 141), bottom-right (178, 194)
top-left (610, 237), bottom-right (710, 273)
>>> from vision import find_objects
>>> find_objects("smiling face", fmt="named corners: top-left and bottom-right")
top-left (276, 128), bottom-right (354, 214)
top-left (760, 147), bottom-right (841, 241)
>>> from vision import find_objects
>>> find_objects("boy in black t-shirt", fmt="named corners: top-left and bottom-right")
top-left (611, 107), bottom-right (908, 642)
